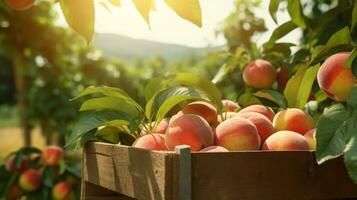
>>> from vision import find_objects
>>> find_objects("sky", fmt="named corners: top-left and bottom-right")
top-left (55, 0), bottom-right (301, 48)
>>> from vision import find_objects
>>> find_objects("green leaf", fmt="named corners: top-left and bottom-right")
top-left (254, 89), bottom-right (287, 108)
top-left (310, 44), bottom-right (353, 65)
top-left (263, 21), bottom-right (297, 49)
top-left (347, 86), bottom-right (357, 108)
top-left (316, 104), bottom-right (348, 164)
top-left (96, 126), bottom-right (120, 143)
top-left (100, 120), bottom-right (129, 130)
top-left (344, 132), bottom-right (357, 184)
top-left (174, 73), bottom-right (222, 111)
top-left (296, 64), bottom-right (320, 109)
top-left (325, 26), bottom-right (351, 47)
top-left (145, 76), bottom-right (165, 102)
top-left (284, 65), bottom-right (308, 107)
top-left (156, 95), bottom-right (202, 123)
top-left (119, 133), bottom-right (136, 146)
top-left (109, 0), bottom-right (121, 7)
top-left (145, 86), bottom-right (204, 120)
top-left (164, 0), bottom-right (202, 27)
top-left (80, 97), bottom-right (140, 117)
top-left (43, 167), bottom-right (54, 187)
top-left (345, 48), bottom-right (357, 79)
top-left (352, 0), bottom-right (357, 30)
top-left (66, 111), bottom-right (129, 149)
top-left (132, 0), bottom-right (155, 25)
top-left (59, 0), bottom-right (95, 43)
top-left (287, 0), bottom-right (306, 28)
top-left (269, 0), bottom-right (281, 24)
top-left (315, 90), bottom-right (328, 103)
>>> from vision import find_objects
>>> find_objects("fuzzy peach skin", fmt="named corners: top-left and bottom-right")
top-left (304, 128), bottom-right (316, 150)
top-left (243, 59), bottom-right (277, 89)
top-left (200, 146), bottom-right (229, 152)
top-left (5, 155), bottom-right (29, 172)
top-left (52, 182), bottom-right (74, 200)
top-left (153, 118), bottom-right (169, 134)
top-left (273, 108), bottom-right (314, 135)
top-left (180, 101), bottom-right (218, 126)
top-left (222, 99), bottom-right (240, 112)
top-left (132, 134), bottom-right (168, 151)
top-left (262, 131), bottom-right (310, 151)
top-left (238, 105), bottom-right (275, 122)
top-left (317, 52), bottom-right (357, 101)
top-left (42, 146), bottom-right (64, 166)
top-left (5, 0), bottom-right (34, 10)
top-left (215, 117), bottom-right (261, 151)
top-left (18, 169), bottom-right (41, 192)
top-left (238, 112), bottom-right (274, 143)
top-left (165, 114), bottom-right (214, 151)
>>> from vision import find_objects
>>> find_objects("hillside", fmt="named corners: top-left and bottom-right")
top-left (93, 33), bottom-right (221, 60)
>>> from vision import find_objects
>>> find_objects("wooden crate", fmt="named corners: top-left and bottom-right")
top-left (81, 142), bottom-right (357, 200)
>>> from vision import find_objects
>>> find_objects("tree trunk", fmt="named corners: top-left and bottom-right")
top-left (13, 48), bottom-right (31, 147)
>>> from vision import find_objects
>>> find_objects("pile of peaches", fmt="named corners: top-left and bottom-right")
top-left (133, 101), bottom-right (316, 152)
top-left (133, 51), bottom-right (357, 153)
top-left (3, 146), bottom-right (76, 200)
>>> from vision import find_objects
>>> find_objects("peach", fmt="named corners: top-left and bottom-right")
top-left (180, 101), bottom-right (218, 126)
top-left (304, 129), bottom-right (316, 150)
top-left (273, 108), bottom-right (314, 135)
top-left (42, 146), bottom-right (64, 166)
top-left (262, 131), bottom-right (310, 151)
top-left (153, 118), bottom-right (169, 134)
top-left (277, 67), bottom-right (289, 90)
top-left (18, 169), bottom-right (41, 192)
top-left (5, 0), bottom-right (34, 10)
top-left (238, 105), bottom-right (275, 122)
top-left (222, 99), bottom-right (240, 112)
top-left (317, 52), bottom-right (357, 101)
top-left (238, 112), bottom-right (274, 143)
top-left (165, 114), bottom-right (214, 151)
top-left (5, 155), bottom-right (29, 172)
top-left (215, 117), bottom-right (261, 151)
top-left (243, 59), bottom-right (277, 89)
top-left (132, 134), bottom-right (168, 151)
top-left (52, 182), bottom-right (74, 200)
top-left (6, 184), bottom-right (23, 200)
top-left (200, 146), bottom-right (229, 152)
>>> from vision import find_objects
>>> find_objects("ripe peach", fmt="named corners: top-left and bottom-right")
top-left (5, 155), bottom-right (29, 172)
top-left (273, 108), bottom-right (314, 135)
top-left (222, 99), bottom-right (240, 112)
top-left (317, 52), bottom-right (357, 101)
top-left (165, 114), bottom-right (214, 151)
top-left (180, 101), bottom-right (218, 126)
top-left (18, 169), bottom-right (41, 192)
top-left (42, 146), bottom-right (64, 166)
top-left (52, 182), bottom-right (74, 200)
top-left (243, 59), bottom-right (277, 89)
top-left (238, 105), bottom-right (275, 122)
top-left (200, 146), bottom-right (229, 152)
top-left (132, 134), bottom-right (168, 151)
top-left (304, 129), bottom-right (316, 150)
top-left (215, 117), bottom-right (261, 151)
top-left (5, 0), bottom-right (34, 10)
top-left (6, 184), bottom-right (23, 200)
top-left (238, 112), bottom-right (274, 143)
top-left (153, 118), bottom-right (169, 134)
top-left (262, 131), bottom-right (310, 151)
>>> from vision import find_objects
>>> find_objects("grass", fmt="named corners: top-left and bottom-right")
top-left (0, 127), bottom-right (46, 163)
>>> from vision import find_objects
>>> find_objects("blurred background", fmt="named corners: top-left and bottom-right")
top-left (0, 0), bottom-right (343, 161)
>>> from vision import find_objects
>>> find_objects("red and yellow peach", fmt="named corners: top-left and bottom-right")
top-left (200, 146), bottom-right (229, 152)
top-left (273, 108), bottom-right (314, 135)
top-left (132, 134), bottom-right (168, 151)
top-left (238, 105), bottom-right (275, 122)
top-left (238, 112), bottom-right (274, 143)
top-left (262, 131), bottom-right (310, 151)
top-left (5, 155), bottom-right (29, 172)
top-left (180, 101), bottom-right (218, 126)
top-left (42, 146), bottom-right (64, 166)
top-left (222, 99), bottom-right (240, 112)
top-left (52, 182), bottom-right (74, 200)
top-left (243, 59), bottom-right (277, 89)
top-left (18, 169), bottom-right (41, 192)
top-left (304, 129), bottom-right (316, 150)
top-left (5, 0), bottom-right (34, 10)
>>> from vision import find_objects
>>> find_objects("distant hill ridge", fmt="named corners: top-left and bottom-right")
top-left (93, 33), bottom-right (222, 60)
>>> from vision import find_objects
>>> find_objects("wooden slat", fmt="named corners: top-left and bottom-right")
top-left (83, 142), bottom-right (175, 200)
top-left (190, 151), bottom-right (357, 200)
top-left (82, 181), bottom-right (135, 200)
top-left (174, 145), bottom-right (191, 200)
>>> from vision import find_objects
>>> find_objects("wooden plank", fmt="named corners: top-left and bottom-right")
top-left (83, 142), bottom-right (175, 200)
top-left (190, 151), bottom-right (357, 200)
top-left (82, 181), bottom-right (136, 200)
top-left (175, 145), bottom-right (191, 200)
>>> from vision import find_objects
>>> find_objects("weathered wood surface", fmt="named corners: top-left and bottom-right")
top-left (82, 142), bottom-right (357, 200)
